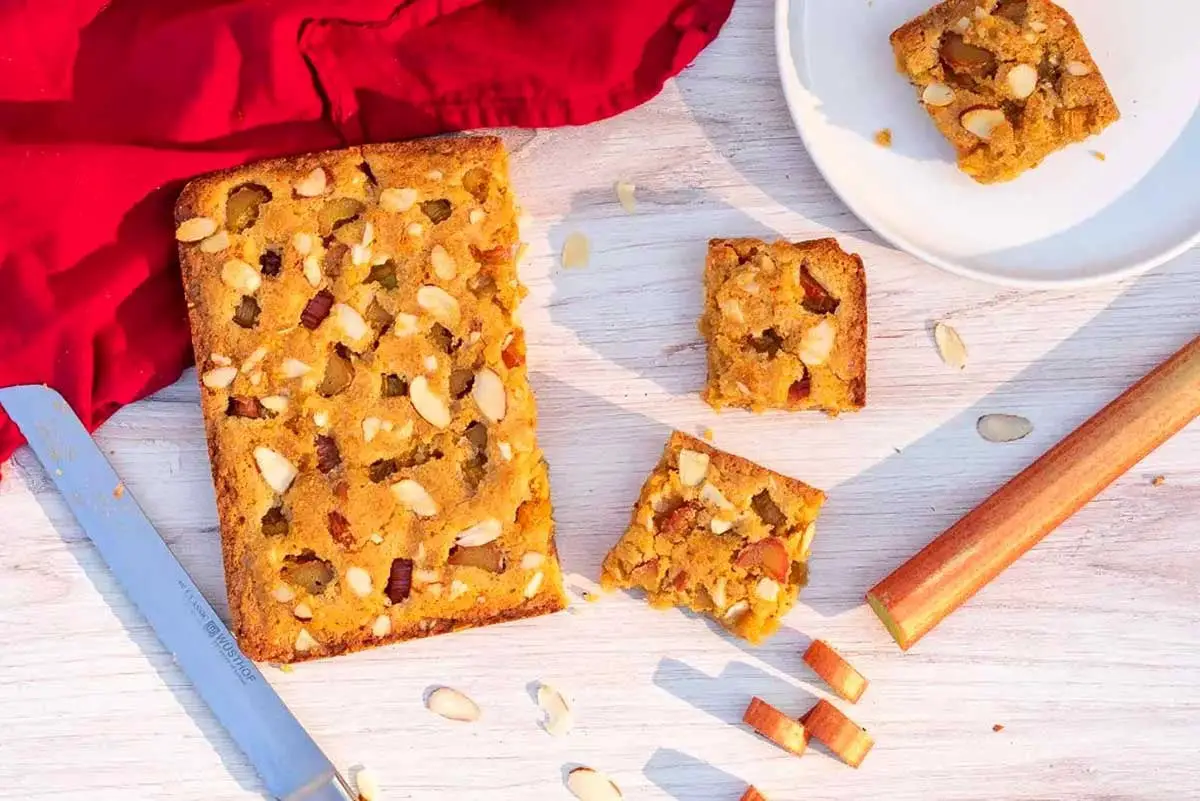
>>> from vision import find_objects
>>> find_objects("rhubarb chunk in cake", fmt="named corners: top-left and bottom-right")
top-left (700, 238), bottom-right (867, 415)
top-left (600, 432), bottom-right (826, 643)
top-left (176, 136), bottom-right (567, 662)
top-left (891, 0), bottom-right (1119, 183)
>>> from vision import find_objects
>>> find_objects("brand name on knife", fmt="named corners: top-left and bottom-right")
top-left (180, 579), bottom-right (258, 685)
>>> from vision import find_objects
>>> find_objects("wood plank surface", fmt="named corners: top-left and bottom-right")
top-left (1, 1), bottom-right (1198, 798)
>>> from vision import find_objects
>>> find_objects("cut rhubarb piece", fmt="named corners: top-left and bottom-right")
top-left (743, 697), bottom-right (809, 757)
top-left (802, 639), bottom-right (869, 703)
top-left (801, 699), bottom-right (875, 768)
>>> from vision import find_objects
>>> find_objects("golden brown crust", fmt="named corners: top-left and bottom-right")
top-left (600, 431), bottom-right (826, 644)
top-left (700, 237), bottom-right (867, 414)
top-left (891, 0), bottom-right (1120, 183)
top-left (177, 136), bottom-right (567, 663)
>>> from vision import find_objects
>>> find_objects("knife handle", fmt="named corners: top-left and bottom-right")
top-left (868, 333), bottom-right (1200, 650)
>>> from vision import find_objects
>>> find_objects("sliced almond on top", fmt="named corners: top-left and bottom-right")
top-left (1006, 64), bottom-right (1038, 99)
top-left (934, 321), bottom-right (968, 370)
top-left (392, 479), bottom-right (439, 517)
top-left (567, 767), bottom-right (622, 801)
top-left (294, 628), bottom-right (318, 652)
top-left (199, 230), bottom-right (231, 254)
top-left (221, 259), bottom-right (262, 293)
top-left (201, 366), bottom-right (238, 389)
top-left (961, 107), bottom-right (1007, 140)
top-left (561, 232), bottom-right (590, 269)
top-left (393, 313), bottom-right (419, 337)
top-left (430, 245), bottom-right (457, 281)
top-left (280, 358), bottom-right (312, 378)
top-left (454, 519), bottom-right (502, 547)
top-left (677, 449), bottom-right (710, 487)
top-left (176, 216), bottom-right (218, 243)
top-left (345, 566), bottom-right (373, 597)
top-left (293, 232), bottom-right (315, 256)
top-left (254, 447), bottom-right (298, 494)
top-left (362, 416), bottom-right (382, 442)
top-left (260, 395), bottom-right (289, 413)
top-left (302, 254), bottom-right (322, 287)
top-left (409, 375), bottom-right (451, 428)
top-left (381, 187), bottom-right (418, 212)
top-left (536, 683), bottom-right (575, 736)
top-left (471, 368), bottom-right (506, 423)
top-left (416, 285), bottom-right (461, 325)
top-left (1065, 60), bottom-right (1093, 76)
top-left (294, 167), bottom-right (327, 197)
top-left (922, 82), bottom-right (956, 107)
top-left (426, 686), bottom-right (481, 722)
top-left (799, 319), bottom-right (837, 366)
top-left (333, 303), bottom-right (369, 341)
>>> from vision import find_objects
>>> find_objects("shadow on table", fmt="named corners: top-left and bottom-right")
top-left (792, 249), bottom-right (1200, 624)
top-left (643, 747), bottom-right (749, 801)
top-left (545, 191), bottom-right (786, 399)
top-left (27, 489), bottom-right (264, 798)
top-left (654, 656), bottom-right (817, 728)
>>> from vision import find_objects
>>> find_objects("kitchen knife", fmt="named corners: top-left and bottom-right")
top-left (0, 384), bottom-right (356, 801)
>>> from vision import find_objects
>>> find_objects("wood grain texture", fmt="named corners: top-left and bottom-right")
top-left (1, 2), bottom-right (1198, 799)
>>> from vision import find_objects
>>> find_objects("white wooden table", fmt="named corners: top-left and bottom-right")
top-left (3, 2), bottom-right (1199, 799)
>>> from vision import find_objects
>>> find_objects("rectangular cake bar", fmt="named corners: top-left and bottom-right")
top-left (600, 431), bottom-right (826, 644)
top-left (176, 136), bottom-right (567, 662)
top-left (700, 237), bottom-right (867, 415)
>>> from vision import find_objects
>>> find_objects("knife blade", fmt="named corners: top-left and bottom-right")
top-left (1, 384), bottom-right (356, 801)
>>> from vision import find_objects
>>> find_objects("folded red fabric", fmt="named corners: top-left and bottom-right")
top-left (0, 0), bottom-right (733, 466)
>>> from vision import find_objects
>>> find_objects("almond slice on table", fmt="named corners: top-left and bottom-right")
top-left (354, 766), bottom-right (382, 801)
top-left (561, 231), bottom-right (590, 269)
top-left (536, 682), bottom-right (574, 736)
top-left (566, 767), bottom-right (622, 801)
top-left (426, 687), bottom-right (481, 722)
top-left (977, 413), bottom-right (1033, 443)
top-left (934, 321), bottom-right (968, 370)
top-left (802, 640), bottom-right (869, 703)
top-left (742, 697), bottom-right (808, 757)
top-left (801, 699), bottom-right (874, 768)
top-left (614, 181), bottom-right (637, 213)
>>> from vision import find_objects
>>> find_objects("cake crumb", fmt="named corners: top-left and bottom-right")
top-left (702, 428), bottom-right (714, 442)
top-left (992, 723), bottom-right (1005, 732)
top-left (1091, 150), bottom-right (1107, 161)
top-left (1152, 475), bottom-right (1165, 486)
top-left (874, 128), bottom-right (893, 148)
top-left (113, 482), bottom-right (125, 499)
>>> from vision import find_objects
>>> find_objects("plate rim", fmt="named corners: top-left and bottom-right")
top-left (773, 0), bottom-right (1200, 289)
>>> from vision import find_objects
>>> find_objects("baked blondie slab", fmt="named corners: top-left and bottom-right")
top-left (176, 136), bottom-right (567, 662)
top-left (700, 238), bottom-right (867, 415)
top-left (891, 0), bottom-right (1119, 183)
top-left (600, 432), bottom-right (826, 644)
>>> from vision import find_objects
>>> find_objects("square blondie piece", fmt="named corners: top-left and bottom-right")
top-left (700, 238), bottom-right (867, 415)
top-left (600, 432), bottom-right (826, 644)
top-left (176, 136), bottom-right (567, 662)
top-left (891, 0), bottom-right (1120, 183)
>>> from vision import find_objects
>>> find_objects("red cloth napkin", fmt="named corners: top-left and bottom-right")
top-left (0, 0), bottom-right (733, 466)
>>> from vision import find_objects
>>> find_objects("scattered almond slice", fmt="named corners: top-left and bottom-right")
top-left (416, 285), bottom-right (461, 326)
top-left (976, 413), bottom-right (1033, 443)
top-left (221, 259), bottom-right (262, 293)
top-left (803, 640), bottom-right (869, 703)
top-left (1006, 64), bottom-right (1038, 99)
top-left (614, 181), bottom-right (636, 213)
top-left (743, 697), bottom-right (808, 757)
top-left (566, 767), bottom-right (622, 801)
top-left (380, 187), bottom-right (418, 212)
top-left (1066, 60), bottom-right (1093, 76)
top-left (334, 303), bottom-right (370, 341)
top-left (922, 82), bottom-right (956, 106)
top-left (294, 628), bottom-right (318, 652)
top-left (391, 479), bottom-right (439, 517)
top-left (561, 231), bottom-right (590, 269)
top-left (536, 682), bottom-right (574, 736)
top-left (409, 375), bottom-right (451, 428)
top-left (426, 687), bottom-right (481, 722)
top-left (345, 566), bottom-right (372, 597)
top-left (355, 767), bottom-right (381, 801)
top-left (430, 245), bottom-right (457, 281)
top-left (933, 321), bottom-right (968, 370)
top-left (199, 230), bottom-right (231, 254)
top-left (961, 108), bottom-right (1007, 140)
top-left (471, 367), bottom-right (507, 423)
top-left (175, 216), bottom-right (218, 243)
top-left (801, 699), bottom-right (874, 768)
top-left (280, 358), bottom-right (312, 379)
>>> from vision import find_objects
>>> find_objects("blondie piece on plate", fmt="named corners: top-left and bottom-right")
top-left (600, 432), bottom-right (826, 644)
top-left (700, 238), bottom-right (867, 415)
top-left (891, 0), bottom-right (1119, 183)
top-left (176, 136), bottom-right (567, 663)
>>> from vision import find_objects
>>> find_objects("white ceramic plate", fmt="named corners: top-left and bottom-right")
top-left (776, 0), bottom-right (1200, 288)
